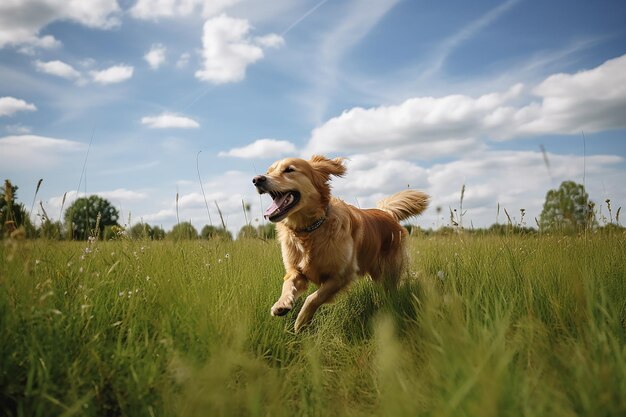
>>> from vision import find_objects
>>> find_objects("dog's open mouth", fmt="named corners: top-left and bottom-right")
top-left (264, 191), bottom-right (300, 222)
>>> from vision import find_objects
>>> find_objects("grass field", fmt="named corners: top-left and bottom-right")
top-left (1, 232), bottom-right (625, 417)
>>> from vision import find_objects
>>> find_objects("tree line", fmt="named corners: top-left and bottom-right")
top-left (1, 179), bottom-right (622, 241)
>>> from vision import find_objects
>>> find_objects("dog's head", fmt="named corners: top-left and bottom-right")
top-left (253, 155), bottom-right (346, 223)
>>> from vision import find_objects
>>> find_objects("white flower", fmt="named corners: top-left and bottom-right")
top-left (436, 271), bottom-right (445, 281)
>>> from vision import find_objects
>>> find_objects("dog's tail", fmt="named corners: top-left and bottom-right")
top-left (377, 190), bottom-right (430, 222)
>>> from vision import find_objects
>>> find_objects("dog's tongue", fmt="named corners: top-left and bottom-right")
top-left (264, 194), bottom-right (290, 218)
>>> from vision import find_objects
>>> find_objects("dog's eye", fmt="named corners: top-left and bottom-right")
top-left (283, 166), bottom-right (295, 173)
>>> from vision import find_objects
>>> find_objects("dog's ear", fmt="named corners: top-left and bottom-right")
top-left (309, 155), bottom-right (346, 179)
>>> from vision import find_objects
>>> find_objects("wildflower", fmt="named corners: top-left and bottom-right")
top-left (146, 276), bottom-right (151, 281)
top-left (224, 253), bottom-right (230, 259)
top-left (35, 259), bottom-right (41, 265)
top-left (437, 271), bottom-right (445, 281)
top-left (118, 291), bottom-right (124, 297)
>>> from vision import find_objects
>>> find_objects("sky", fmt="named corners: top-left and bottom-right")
top-left (1, 0), bottom-right (625, 235)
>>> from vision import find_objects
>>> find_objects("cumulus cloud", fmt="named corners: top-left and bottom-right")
top-left (306, 84), bottom-right (524, 155)
top-left (0, 97), bottom-right (37, 117)
top-left (519, 54), bottom-right (626, 135)
top-left (34, 59), bottom-right (82, 80)
top-left (334, 155), bottom-right (429, 196)
top-left (176, 52), bottom-right (191, 68)
top-left (5, 124), bottom-right (32, 134)
top-left (144, 44), bottom-right (167, 69)
top-left (195, 14), bottom-right (283, 84)
top-left (130, 0), bottom-right (240, 20)
top-left (98, 188), bottom-right (148, 202)
top-left (141, 112), bottom-right (200, 128)
top-left (306, 53), bottom-right (626, 156)
top-left (90, 65), bottom-right (134, 84)
top-left (142, 170), bottom-right (255, 231)
top-left (326, 149), bottom-right (624, 231)
top-left (219, 139), bottom-right (297, 159)
top-left (254, 34), bottom-right (285, 48)
top-left (0, 134), bottom-right (85, 169)
top-left (0, 0), bottom-right (120, 49)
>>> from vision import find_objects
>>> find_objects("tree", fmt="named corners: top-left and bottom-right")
top-left (539, 181), bottom-right (594, 232)
top-left (201, 224), bottom-right (232, 240)
top-left (1, 180), bottom-right (34, 238)
top-left (64, 195), bottom-right (120, 240)
top-left (129, 223), bottom-right (152, 239)
top-left (237, 224), bottom-right (258, 239)
top-left (257, 223), bottom-right (276, 239)
top-left (40, 220), bottom-right (63, 240)
top-left (129, 223), bottom-right (166, 240)
top-left (152, 225), bottom-right (166, 240)
top-left (168, 222), bottom-right (198, 240)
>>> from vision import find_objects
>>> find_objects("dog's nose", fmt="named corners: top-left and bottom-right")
top-left (252, 175), bottom-right (266, 185)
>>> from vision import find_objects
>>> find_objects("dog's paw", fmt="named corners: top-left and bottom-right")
top-left (270, 299), bottom-right (293, 317)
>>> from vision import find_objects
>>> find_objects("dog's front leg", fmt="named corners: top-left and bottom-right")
top-left (271, 272), bottom-right (308, 317)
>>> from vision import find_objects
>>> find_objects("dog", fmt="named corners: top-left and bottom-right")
top-left (253, 155), bottom-right (429, 332)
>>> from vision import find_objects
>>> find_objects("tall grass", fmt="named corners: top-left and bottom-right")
top-left (1, 232), bottom-right (625, 416)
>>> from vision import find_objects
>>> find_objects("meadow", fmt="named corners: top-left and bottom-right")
top-left (1, 232), bottom-right (625, 417)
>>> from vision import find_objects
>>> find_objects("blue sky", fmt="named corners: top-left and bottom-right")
top-left (1, 0), bottom-right (625, 234)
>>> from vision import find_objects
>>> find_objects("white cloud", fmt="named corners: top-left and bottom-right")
top-left (305, 84), bottom-right (523, 155)
top-left (0, 134), bottom-right (85, 170)
top-left (519, 54), bottom-right (626, 135)
top-left (34, 59), bottom-right (81, 80)
top-left (422, 150), bottom-right (624, 228)
top-left (144, 44), bottom-right (167, 69)
top-left (0, 96), bottom-right (37, 117)
top-left (90, 65), bottom-right (134, 84)
top-left (98, 188), bottom-right (148, 202)
top-left (254, 34), bottom-right (285, 48)
top-left (325, 149), bottom-right (624, 231)
top-left (0, 0), bottom-right (120, 49)
top-left (142, 170), bottom-right (256, 232)
top-left (306, 53), bottom-right (626, 156)
top-left (5, 124), bottom-right (32, 134)
top-left (195, 14), bottom-right (283, 84)
top-left (219, 139), bottom-right (296, 159)
top-left (334, 155), bottom-right (429, 196)
top-left (141, 112), bottom-right (200, 129)
top-left (176, 52), bottom-right (191, 68)
top-left (130, 0), bottom-right (240, 20)
top-left (17, 35), bottom-right (62, 55)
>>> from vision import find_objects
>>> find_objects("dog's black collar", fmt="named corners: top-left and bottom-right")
top-left (295, 206), bottom-right (329, 234)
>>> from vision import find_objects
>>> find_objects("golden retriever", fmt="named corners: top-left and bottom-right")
top-left (253, 155), bottom-right (429, 332)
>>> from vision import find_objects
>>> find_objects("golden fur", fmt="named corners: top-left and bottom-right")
top-left (253, 155), bottom-right (429, 332)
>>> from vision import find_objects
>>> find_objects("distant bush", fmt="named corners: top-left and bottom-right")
top-left (168, 222), bottom-right (198, 240)
top-left (201, 225), bottom-right (233, 240)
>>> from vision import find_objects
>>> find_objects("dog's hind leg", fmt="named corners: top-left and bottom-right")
top-left (294, 278), bottom-right (347, 333)
top-left (271, 272), bottom-right (309, 317)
